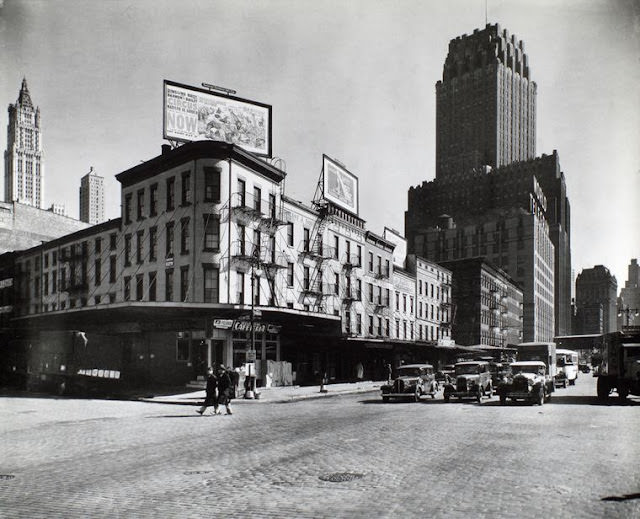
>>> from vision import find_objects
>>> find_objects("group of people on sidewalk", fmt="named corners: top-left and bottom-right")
top-left (197, 365), bottom-right (237, 416)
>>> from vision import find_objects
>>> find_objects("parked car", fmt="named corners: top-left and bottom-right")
top-left (488, 362), bottom-right (511, 388)
top-left (381, 364), bottom-right (438, 402)
top-left (497, 361), bottom-right (549, 405)
top-left (443, 361), bottom-right (493, 402)
top-left (435, 364), bottom-right (455, 384)
top-left (579, 363), bottom-right (591, 374)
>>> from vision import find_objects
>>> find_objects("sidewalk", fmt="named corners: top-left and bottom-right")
top-left (139, 380), bottom-right (383, 405)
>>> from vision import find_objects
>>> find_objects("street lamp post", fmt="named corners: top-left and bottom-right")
top-left (245, 249), bottom-right (261, 399)
top-left (618, 306), bottom-right (639, 329)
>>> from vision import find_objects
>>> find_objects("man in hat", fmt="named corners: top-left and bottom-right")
top-left (196, 367), bottom-right (219, 415)
top-left (216, 364), bottom-right (233, 415)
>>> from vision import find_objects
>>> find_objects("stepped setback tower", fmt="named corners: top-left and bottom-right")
top-left (406, 24), bottom-right (572, 342)
top-left (4, 78), bottom-right (44, 208)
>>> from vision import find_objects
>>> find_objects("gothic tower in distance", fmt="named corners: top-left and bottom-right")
top-left (4, 78), bottom-right (44, 208)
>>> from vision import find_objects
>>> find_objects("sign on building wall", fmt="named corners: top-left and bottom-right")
top-left (322, 155), bottom-right (359, 215)
top-left (163, 80), bottom-right (272, 157)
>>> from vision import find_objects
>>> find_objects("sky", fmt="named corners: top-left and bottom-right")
top-left (1, 0), bottom-right (638, 289)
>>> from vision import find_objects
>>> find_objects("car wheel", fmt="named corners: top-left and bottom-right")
top-left (444, 393), bottom-right (450, 402)
top-left (382, 396), bottom-right (389, 402)
top-left (476, 388), bottom-right (482, 403)
top-left (499, 394), bottom-right (506, 405)
top-left (569, 379), bottom-right (576, 386)
top-left (413, 388), bottom-right (421, 402)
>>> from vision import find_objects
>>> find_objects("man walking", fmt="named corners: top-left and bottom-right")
top-left (196, 367), bottom-right (219, 415)
top-left (217, 364), bottom-right (234, 415)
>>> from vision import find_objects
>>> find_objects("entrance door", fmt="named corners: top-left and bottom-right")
top-left (212, 339), bottom-right (224, 368)
top-left (193, 340), bottom-right (209, 379)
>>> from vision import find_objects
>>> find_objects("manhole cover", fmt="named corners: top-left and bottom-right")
top-left (319, 472), bottom-right (364, 483)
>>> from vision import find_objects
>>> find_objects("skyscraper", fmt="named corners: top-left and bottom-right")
top-left (4, 78), bottom-right (44, 208)
top-left (406, 23), bottom-right (572, 342)
top-left (436, 24), bottom-right (536, 179)
top-left (79, 167), bottom-right (105, 224)
top-left (574, 265), bottom-right (617, 334)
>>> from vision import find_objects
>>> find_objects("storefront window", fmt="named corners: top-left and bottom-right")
top-left (176, 339), bottom-right (190, 361)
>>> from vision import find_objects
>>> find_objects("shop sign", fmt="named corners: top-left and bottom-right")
top-left (233, 320), bottom-right (267, 333)
top-left (0, 278), bottom-right (13, 289)
top-left (213, 319), bottom-right (234, 330)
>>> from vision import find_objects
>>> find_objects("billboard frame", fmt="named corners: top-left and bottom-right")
top-left (322, 154), bottom-right (359, 216)
top-left (163, 79), bottom-right (272, 158)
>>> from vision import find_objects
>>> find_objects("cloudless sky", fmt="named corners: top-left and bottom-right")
top-left (1, 0), bottom-right (638, 288)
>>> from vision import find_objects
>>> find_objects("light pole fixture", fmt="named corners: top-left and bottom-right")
top-left (618, 306), bottom-right (639, 328)
top-left (245, 247), bottom-right (262, 399)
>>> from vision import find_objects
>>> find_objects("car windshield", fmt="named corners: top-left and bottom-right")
top-left (511, 365), bottom-right (544, 375)
top-left (455, 364), bottom-right (480, 375)
top-left (396, 367), bottom-right (422, 377)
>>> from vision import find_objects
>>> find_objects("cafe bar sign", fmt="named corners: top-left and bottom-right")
top-left (210, 318), bottom-right (281, 335)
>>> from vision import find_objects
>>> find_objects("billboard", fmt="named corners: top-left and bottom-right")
top-left (163, 80), bottom-right (272, 157)
top-left (322, 155), bottom-right (359, 215)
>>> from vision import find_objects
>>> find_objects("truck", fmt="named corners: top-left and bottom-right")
top-left (516, 342), bottom-right (556, 400)
top-left (26, 330), bottom-right (123, 396)
top-left (593, 331), bottom-right (640, 401)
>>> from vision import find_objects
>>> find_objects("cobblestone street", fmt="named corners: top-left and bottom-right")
top-left (1, 375), bottom-right (638, 518)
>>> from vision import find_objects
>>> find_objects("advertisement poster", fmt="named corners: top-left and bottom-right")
top-left (322, 154), bottom-right (359, 215)
top-left (164, 80), bottom-right (272, 157)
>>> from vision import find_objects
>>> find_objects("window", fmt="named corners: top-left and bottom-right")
top-left (269, 193), bottom-right (277, 219)
top-left (368, 252), bottom-right (374, 272)
top-left (137, 189), bottom-right (145, 220)
top-left (286, 222), bottom-right (294, 246)
top-left (51, 271), bottom-right (57, 293)
top-left (368, 315), bottom-right (374, 335)
top-left (95, 237), bottom-right (102, 254)
top-left (377, 255), bottom-right (382, 276)
top-left (136, 274), bottom-right (144, 301)
top-left (333, 235), bottom-right (339, 259)
top-left (419, 280), bottom-right (422, 295)
top-left (237, 272), bottom-right (245, 303)
top-left (403, 294), bottom-right (407, 312)
top-left (124, 193), bottom-right (132, 224)
top-left (334, 273), bottom-right (340, 295)
top-left (124, 234), bottom-right (132, 266)
top-left (237, 179), bottom-right (246, 206)
top-left (110, 233), bottom-right (117, 250)
top-left (165, 269), bottom-right (174, 301)
top-left (204, 167), bottom-right (221, 202)
top-left (148, 272), bottom-right (156, 301)
top-left (94, 259), bottom-right (101, 287)
top-left (136, 230), bottom-right (144, 264)
top-left (181, 171), bottom-right (191, 205)
top-left (149, 227), bottom-right (157, 262)
top-left (252, 229), bottom-right (261, 257)
top-left (368, 283), bottom-right (374, 302)
top-left (303, 266), bottom-right (310, 290)
top-left (357, 245), bottom-right (362, 267)
top-left (43, 273), bottom-right (49, 296)
top-left (124, 276), bottom-right (131, 301)
top-left (356, 313), bottom-right (362, 334)
top-left (237, 225), bottom-right (246, 255)
top-left (203, 266), bottom-right (219, 303)
top-left (166, 177), bottom-right (175, 211)
top-left (203, 214), bottom-right (220, 251)
top-left (287, 263), bottom-right (294, 287)
top-left (180, 218), bottom-right (190, 254)
top-left (180, 266), bottom-right (189, 301)
top-left (303, 228), bottom-right (310, 252)
top-left (269, 235), bottom-right (276, 263)
top-left (109, 256), bottom-right (116, 283)
top-left (253, 186), bottom-right (261, 212)
top-left (149, 183), bottom-right (158, 216)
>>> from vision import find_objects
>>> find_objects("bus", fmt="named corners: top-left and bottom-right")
top-left (555, 349), bottom-right (579, 387)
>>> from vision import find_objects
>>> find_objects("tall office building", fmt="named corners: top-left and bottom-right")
top-left (79, 167), bottom-right (105, 224)
top-left (4, 78), bottom-right (44, 208)
top-left (436, 24), bottom-right (536, 179)
top-left (406, 23), bottom-right (572, 342)
top-left (618, 258), bottom-right (640, 330)
top-left (574, 265), bottom-right (617, 334)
